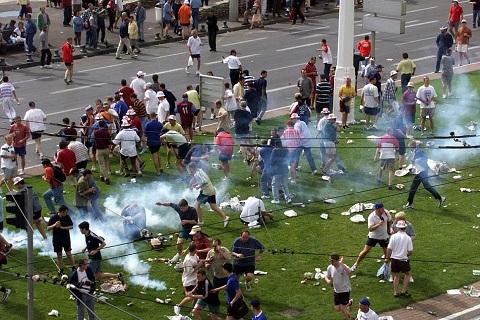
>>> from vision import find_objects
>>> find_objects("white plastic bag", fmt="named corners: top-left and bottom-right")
top-left (376, 262), bottom-right (390, 280)
top-left (187, 56), bottom-right (193, 67)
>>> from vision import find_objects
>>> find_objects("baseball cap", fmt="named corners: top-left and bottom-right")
top-left (407, 82), bottom-right (414, 87)
top-left (290, 113), bottom-right (300, 119)
top-left (440, 26), bottom-right (448, 31)
top-left (136, 71), bottom-right (146, 77)
top-left (395, 220), bottom-right (407, 229)
top-left (374, 202), bottom-right (384, 209)
top-left (462, 19), bottom-right (467, 23)
top-left (321, 108), bottom-right (330, 114)
top-left (327, 113), bottom-right (336, 120)
top-left (390, 70), bottom-right (398, 76)
top-left (189, 225), bottom-right (201, 235)
top-left (84, 105), bottom-right (93, 111)
top-left (156, 91), bottom-right (165, 98)
top-left (144, 82), bottom-right (152, 89)
top-left (126, 109), bottom-right (136, 116)
top-left (359, 297), bottom-right (370, 305)
top-left (13, 176), bottom-right (24, 185)
top-left (168, 115), bottom-right (176, 120)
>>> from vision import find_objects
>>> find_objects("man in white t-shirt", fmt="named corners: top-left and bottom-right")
top-left (325, 253), bottom-right (353, 319)
top-left (317, 39), bottom-right (333, 77)
top-left (356, 298), bottom-right (379, 320)
top-left (23, 101), bottom-right (47, 158)
top-left (186, 30), bottom-right (202, 75)
top-left (143, 82), bottom-right (158, 115)
top-left (240, 197), bottom-right (274, 226)
top-left (374, 128), bottom-right (399, 190)
top-left (361, 77), bottom-right (380, 129)
top-left (182, 243), bottom-right (200, 292)
top-left (0, 76), bottom-right (21, 121)
top-left (130, 71), bottom-right (146, 100)
top-left (156, 91), bottom-right (170, 123)
top-left (386, 220), bottom-right (413, 297)
top-left (351, 202), bottom-right (392, 272)
top-left (223, 82), bottom-right (237, 117)
top-left (1, 134), bottom-right (17, 184)
top-left (113, 120), bottom-right (141, 176)
top-left (222, 49), bottom-right (242, 86)
top-left (416, 76), bottom-right (437, 135)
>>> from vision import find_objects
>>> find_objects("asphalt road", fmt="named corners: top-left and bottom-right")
top-left (2, 0), bottom-right (478, 170)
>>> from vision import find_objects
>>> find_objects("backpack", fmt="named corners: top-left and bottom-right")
top-left (52, 164), bottom-right (66, 182)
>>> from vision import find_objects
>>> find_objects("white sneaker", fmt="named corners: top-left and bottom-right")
top-left (389, 275), bottom-right (393, 282)
top-left (442, 93), bottom-right (447, 99)
top-left (350, 263), bottom-right (357, 272)
top-left (410, 276), bottom-right (414, 283)
top-left (185, 66), bottom-right (190, 74)
top-left (223, 216), bottom-right (230, 228)
top-left (91, 166), bottom-right (96, 172)
top-left (271, 199), bottom-right (280, 204)
top-left (39, 153), bottom-right (44, 158)
top-left (18, 169), bottom-right (24, 175)
top-left (174, 305), bottom-right (181, 315)
top-left (1, 288), bottom-right (11, 303)
top-left (260, 195), bottom-right (270, 199)
top-left (210, 114), bottom-right (215, 120)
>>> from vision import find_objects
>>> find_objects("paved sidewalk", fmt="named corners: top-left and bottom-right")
top-left (0, 0), bottom-right (338, 69)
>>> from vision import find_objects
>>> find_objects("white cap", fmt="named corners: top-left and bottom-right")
top-left (84, 105), bottom-right (93, 111)
top-left (168, 115), bottom-right (176, 120)
top-left (327, 113), bottom-right (336, 120)
top-left (13, 176), bottom-right (24, 185)
top-left (321, 108), bottom-right (331, 114)
top-left (136, 71), bottom-right (146, 77)
top-left (121, 119), bottom-right (131, 127)
top-left (390, 70), bottom-right (398, 76)
top-left (156, 91), bottom-right (165, 98)
top-left (126, 109), bottom-right (136, 116)
top-left (189, 225), bottom-right (201, 235)
top-left (462, 19), bottom-right (467, 23)
top-left (407, 82), bottom-right (414, 87)
top-left (144, 82), bottom-right (152, 89)
top-left (184, 0), bottom-right (189, 4)
top-left (395, 220), bottom-right (407, 229)
top-left (290, 113), bottom-right (300, 119)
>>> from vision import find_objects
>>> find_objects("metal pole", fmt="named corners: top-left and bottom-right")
top-left (370, 31), bottom-right (376, 59)
top-left (26, 186), bottom-right (34, 320)
top-left (229, 0), bottom-right (239, 22)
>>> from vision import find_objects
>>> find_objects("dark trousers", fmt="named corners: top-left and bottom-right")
top-left (25, 34), bottom-right (34, 55)
top-left (400, 73), bottom-right (411, 93)
top-left (40, 48), bottom-right (52, 66)
top-left (407, 171), bottom-right (441, 205)
top-left (230, 69), bottom-right (240, 87)
top-left (208, 29), bottom-right (217, 50)
top-left (474, 9), bottom-right (480, 27)
top-left (108, 9), bottom-right (115, 30)
top-left (97, 18), bottom-right (106, 43)
top-left (435, 47), bottom-right (446, 72)
top-left (292, 4), bottom-right (305, 24)
top-left (323, 63), bottom-right (331, 78)
top-left (63, 6), bottom-right (72, 25)
top-left (201, 0), bottom-right (208, 5)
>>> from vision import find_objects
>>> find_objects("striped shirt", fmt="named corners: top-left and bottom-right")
top-left (243, 75), bottom-right (256, 91)
top-left (0, 82), bottom-right (15, 99)
top-left (280, 127), bottom-right (301, 150)
top-left (383, 78), bottom-right (396, 102)
top-left (315, 81), bottom-right (331, 107)
top-left (68, 141), bottom-right (90, 163)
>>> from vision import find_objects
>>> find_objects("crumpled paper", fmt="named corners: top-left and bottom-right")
top-left (284, 210), bottom-right (298, 218)
top-left (324, 199), bottom-right (336, 204)
top-left (347, 203), bottom-right (375, 214)
top-left (219, 196), bottom-right (243, 212)
top-left (320, 213), bottom-right (329, 220)
top-left (100, 280), bottom-right (127, 293)
top-left (350, 214), bottom-right (366, 223)
top-left (48, 310), bottom-right (59, 317)
top-left (166, 316), bottom-right (192, 320)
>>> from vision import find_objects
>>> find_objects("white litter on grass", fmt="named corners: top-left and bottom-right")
top-left (473, 270), bottom-right (480, 276)
top-left (346, 139), bottom-right (354, 144)
top-left (448, 168), bottom-right (461, 173)
top-left (350, 214), bottom-right (366, 223)
top-left (367, 135), bottom-right (380, 140)
top-left (281, 268), bottom-right (286, 271)
top-left (379, 280), bottom-right (385, 283)
top-left (166, 315), bottom-right (192, 320)
top-left (254, 270), bottom-right (268, 275)
top-left (324, 199), bottom-right (336, 204)
top-left (341, 211), bottom-right (351, 216)
top-left (321, 175), bottom-right (331, 182)
top-left (284, 210), bottom-right (298, 218)
top-left (320, 213), bottom-right (329, 220)
top-left (284, 222), bottom-right (290, 225)
top-left (447, 289), bottom-right (462, 295)
top-left (389, 210), bottom-right (397, 214)
top-left (395, 184), bottom-right (405, 190)
top-left (303, 272), bottom-right (313, 280)
top-left (350, 275), bottom-right (357, 279)
top-left (453, 175), bottom-right (462, 179)
top-left (219, 196), bottom-right (243, 212)
top-left (395, 168), bottom-right (410, 177)
top-left (473, 226), bottom-right (480, 229)
top-left (460, 188), bottom-right (473, 193)
top-left (48, 310), bottom-right (59, 317)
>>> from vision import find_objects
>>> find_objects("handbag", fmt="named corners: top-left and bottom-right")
top-left (230, 298), bottom-right (249, 319)
top-left (187, 56), bottom-right (193, 67)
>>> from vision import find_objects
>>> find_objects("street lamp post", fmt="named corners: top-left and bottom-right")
top-left (333, 0), bottom-right (356, 124)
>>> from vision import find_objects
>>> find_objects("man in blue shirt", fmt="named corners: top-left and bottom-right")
top-left (156, 199), bottom-right (198, 263)
top-left (190, 0), bottom-right (201, 30)
top-left (135, 2), bottom-right (146, 42)
top-left (114, 94), bottom-right (128, 121)
top-left (25, 14), bottom-right (37, 62)
top-left (144, 113), bottom-right (164, 175)
top-left (212, 262), bottom-right (248, 320)
top-left (405, 141), bottom-right (445, 209)
top-left (250, 299), bottom-right (267, 320)
top-left (231, 230), bottom-right (264, 291)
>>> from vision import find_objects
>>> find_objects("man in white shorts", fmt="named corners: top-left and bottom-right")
top-left (416, 76), bottom-right (437, 134)
top-left (456, 19), bottom-right (472, 66)
top-left (0, 76), bottom-right (20, 121)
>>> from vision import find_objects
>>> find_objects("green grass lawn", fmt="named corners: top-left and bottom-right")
top-left (1, 72), bottom-right (480, 319)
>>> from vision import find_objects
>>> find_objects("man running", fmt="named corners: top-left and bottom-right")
top-left (0, 76), bottom-right (21, 121)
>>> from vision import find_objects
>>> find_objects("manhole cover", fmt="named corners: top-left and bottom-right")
top-left (0, 11), bottom-right (19, 18)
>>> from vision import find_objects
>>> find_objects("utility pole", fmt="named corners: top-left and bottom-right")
top-left (229, 0), bottom-right (239, 22)
top-left (333, 0), bottom-right (356, 124)
top-left (26, 186), bottom-right (34, 320)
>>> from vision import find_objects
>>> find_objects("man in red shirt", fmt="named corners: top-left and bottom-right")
top-left (61, 37), bottom-right (74, 85)
top-left (449, 0), bottom-right (464, 38)
top-left (177, 93), bottom-right (195, 142)
top-left (303, 56), bottom-right (318, 88)
top-left (42, 158), bottom-right (69, 214)
top-left (214, 128), bottom-right (234, 179)
top-left (119, 79), bottom-right (134, 107)
top-left (54, 141), bottom-right (76, 177)
top-left (9, 116), bottom-right (29, 175)
top-left (357, 35), bottom-right (372, 66)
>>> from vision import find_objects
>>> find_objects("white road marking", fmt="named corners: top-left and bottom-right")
top-left (77, 62), bottom-right (133, 73)
top-left (406, 6), bottom-right (437, 14)
top-left (438, 304), bottom-right (480, 320)
top-left (47, 107), bottom-right (83, 116)
top-left (49, 83), bottom-right (107, 95)
top-left (14, 76), bottom-right (53, 85)
top-left (154, 52), bottom-right (186, 59)
top-left (411, 55), bottom-right (436, 62)
top-left (289, 26), bottom-right (329, 35)
top-left (354, 32), bottom-right (371, 38)
top-left (395, 36), bottom-right (437, 46)
top-left (268, 63), bottom-right (305, 72)
top-left (405, 19), bottom-right (420, 25)
top-left (298, 33), bottom-right (326, 40)
top-left (276, 42), bottom-right (319, 52)
top-left (266, 84), bottom-right (297, 93)
top-left (204, 54), bottom-right (260, 65)
top-left (405, 20), bottom-right (439, 28)
top-left (144, 68), bottom-right (185, 77)
top-left (220, 37), bottom-right (268, 47)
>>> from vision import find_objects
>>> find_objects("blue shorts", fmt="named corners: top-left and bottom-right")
top-left (196, 299), bottom-right (220, 314)
top-left (288, 148), bottom-right (301, 164)
top-left (88, 259), bottom-right (102, 274)
top-left (14, 146), bottom-right (26, 157)
top-left (179, 229), bottom-right (193, 240)
top-left (219, 153), bottom-right (232, 161)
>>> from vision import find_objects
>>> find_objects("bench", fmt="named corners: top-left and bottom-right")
top-left (0, 29), bottom-right (25, 54)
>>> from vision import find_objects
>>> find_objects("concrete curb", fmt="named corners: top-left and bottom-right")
top-left (5, 8), bottom-right (339, 70)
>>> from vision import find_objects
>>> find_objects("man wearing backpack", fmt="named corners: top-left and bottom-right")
top-left (42, 158), bottom-right (69, 215)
